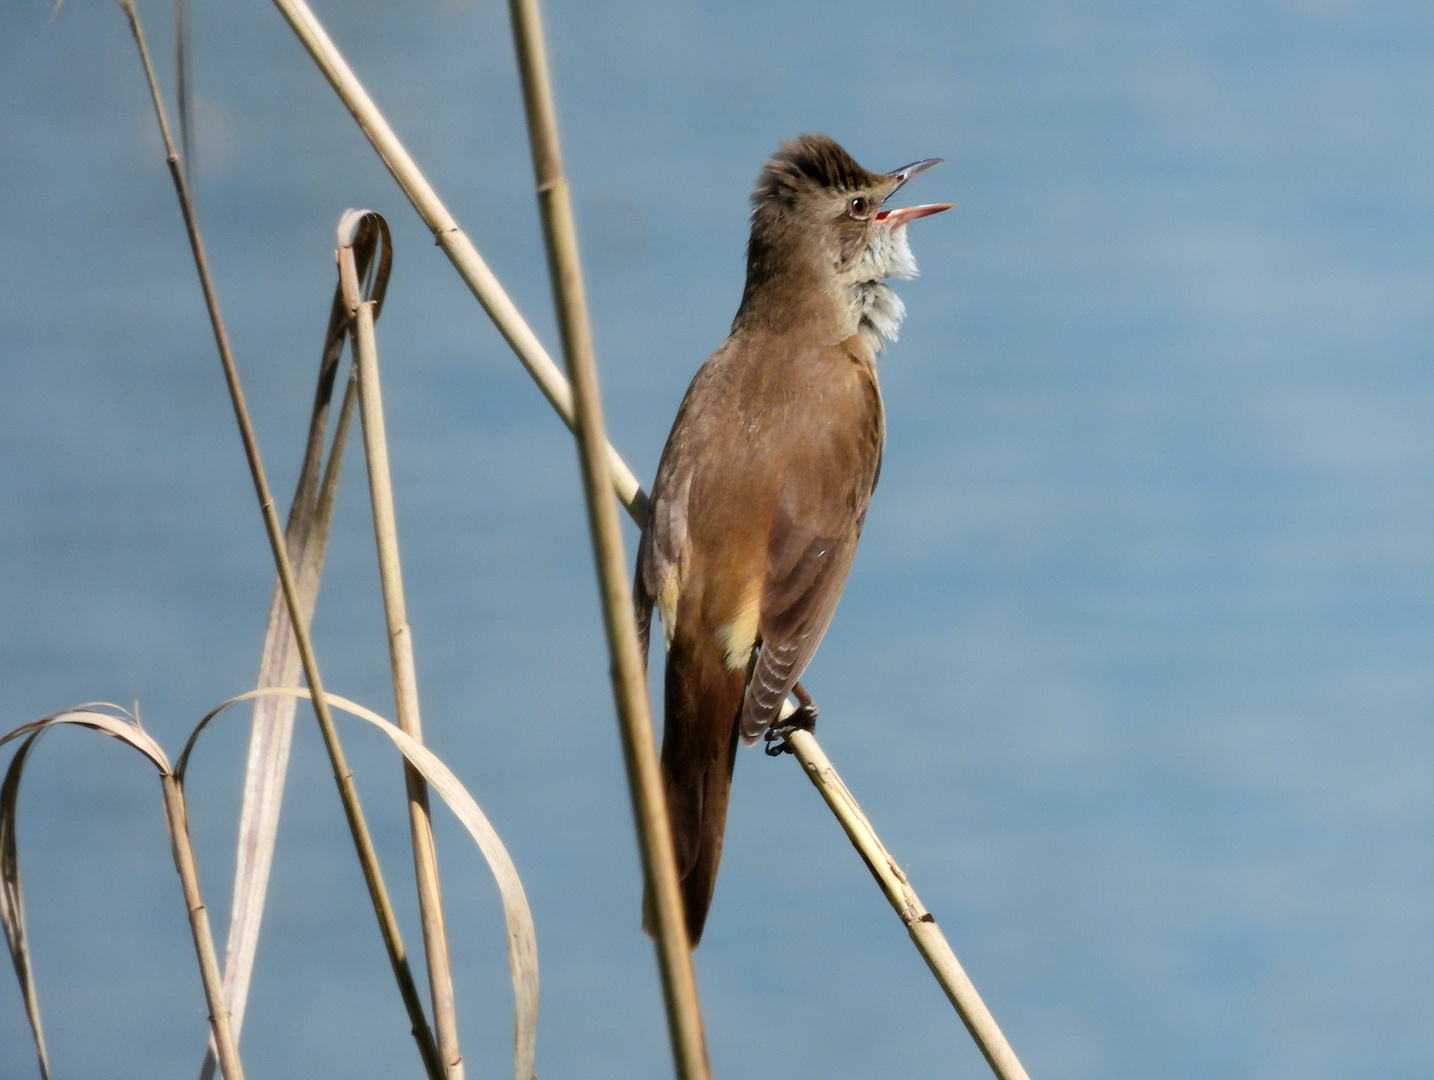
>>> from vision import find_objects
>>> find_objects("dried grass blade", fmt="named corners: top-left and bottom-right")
top-left (0, 706), bottom-right (171, 769)
top-left (2, 732), bottom-right (51, 1080)
top-left (2, 708), bottom-right (169, 1080)
top-left (197, 234), bottom-right (366, 1080)
top-left (2, 707), bottom-right (247, 1080)
top-left (178, 688), bottom-right (538, 1080)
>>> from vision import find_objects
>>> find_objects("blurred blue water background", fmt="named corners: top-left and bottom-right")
top-left (3, 1), bottom-right (1434, 1077)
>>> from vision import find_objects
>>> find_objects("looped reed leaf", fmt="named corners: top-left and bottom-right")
top-left (1, 705), bottom-right (171, 1080)
top-left (337, 208), bottom-right (393, 315)
top-left (181, 687), bottom-right (538, 1080)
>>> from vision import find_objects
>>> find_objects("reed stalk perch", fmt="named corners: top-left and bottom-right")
top-left (264, 2), bottom-right (1029, 1075)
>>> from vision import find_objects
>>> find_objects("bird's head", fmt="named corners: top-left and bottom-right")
top-left (738, 133), bottom-right (952, 350)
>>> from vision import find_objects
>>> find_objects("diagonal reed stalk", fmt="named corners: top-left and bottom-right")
top-left (787, 729), bottom-right (1031, 1080)
top-left (339, 209), bottom-right (465, 1080)
top-left (261, 2), bottom-right (1031, 1076)
top-left (1, 708), bottom-right (246, 1080)
top-left (265, 0), bottom-right (648, 526)
top-left (116, 5), bottom-right (443, 1077)
top-left (503, 2), bottom-right (709, 1078)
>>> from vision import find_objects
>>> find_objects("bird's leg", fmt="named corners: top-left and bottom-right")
top-left (764, 682), bottom-right (819, 756)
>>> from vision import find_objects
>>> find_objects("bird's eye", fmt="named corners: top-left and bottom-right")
top-left (848, 196), bottom-right (869, 217)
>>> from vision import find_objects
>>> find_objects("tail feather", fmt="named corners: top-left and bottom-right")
top-left (642, 632), bottom-right (746, 947)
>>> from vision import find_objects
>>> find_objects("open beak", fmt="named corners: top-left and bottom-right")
top-left (876, 203), bottom-right (954, 227)
top-left (878, 157), bottom-right (953, 227)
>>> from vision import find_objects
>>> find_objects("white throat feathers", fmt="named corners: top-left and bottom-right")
top-left (844, 222), bottom-right (918, 355)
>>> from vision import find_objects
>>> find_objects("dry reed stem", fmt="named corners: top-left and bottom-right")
top-left (0, 707), bottom-right (245, 1080)
top-left (264, 0), bottom-right (648, 527)
top-left (177, 689), bottom-right (539, 1080)
top-left (340, 209), bottom-right (465, 1080)
top-left (198, 295), bottom-right (362, 1080)
top-left (116, 5), bottom-right (442, 1076)
top-left (504, 2), bottom-right (709, 1077)
top-left (259, 4), bottom-right (1028, 1075)
top-left (785, 729), bottom-right (1031, 1080)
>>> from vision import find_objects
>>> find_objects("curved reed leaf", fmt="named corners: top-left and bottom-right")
top-left (2, 707), bottom-right (169, 1080)
top-left (179, 688), bottom-right (538, 1080)
top-left (2, 731), bottom-right (50, 1080)
top-left (1, 704), bottom-right (170, 770)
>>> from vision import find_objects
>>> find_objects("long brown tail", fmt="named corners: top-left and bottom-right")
top-left (643, 630), bottom-right (746, 947)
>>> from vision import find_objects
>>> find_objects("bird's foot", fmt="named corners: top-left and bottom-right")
top-left (764, 684), bottom-right (819, 756)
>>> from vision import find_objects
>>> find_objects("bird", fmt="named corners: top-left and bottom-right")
top-left (634, 132), bottom-right (951, 946)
